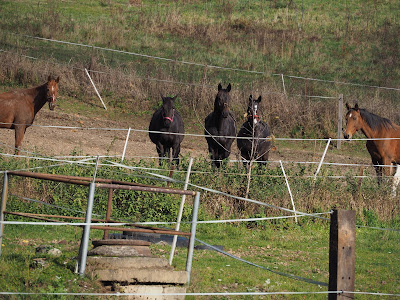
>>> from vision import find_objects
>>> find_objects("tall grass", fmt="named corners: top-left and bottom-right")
top-left (1, 0), bottom-right (400, 138)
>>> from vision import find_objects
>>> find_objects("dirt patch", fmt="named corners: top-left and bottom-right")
top-left (0, 109), bottom-right (369, 171)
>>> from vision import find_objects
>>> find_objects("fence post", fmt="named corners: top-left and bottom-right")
top-left (186, 191), bottom-right (200, 284)
top-left (103, 188), bottom-right (113, 240)
top-left (169, 158), bottom-right (194, 265)
top-left (121, 127), bottom-right (131, 162)
top-left (78, 182), bottom-right (96, 276)
top-left (0, 172), bottom-right (9, 257)
top-left (329, 209), bottom-right (356, 299)
top-left (337, 94), bottom-right (344, 149)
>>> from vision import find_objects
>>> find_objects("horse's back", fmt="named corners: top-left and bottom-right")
top-left (0, 90), bottom-right (33, 128)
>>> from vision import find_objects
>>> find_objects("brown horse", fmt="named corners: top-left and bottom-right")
top-left (343, 103), bottom-right (400, 196)
top-left (0, 76), bottom-right (60, 155)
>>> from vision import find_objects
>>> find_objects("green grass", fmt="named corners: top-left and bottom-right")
top-left (2, 220), bottom-right (398, 299)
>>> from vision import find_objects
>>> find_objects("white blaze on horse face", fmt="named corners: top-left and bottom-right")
top-left (253, 104), bottom-right (258, 125)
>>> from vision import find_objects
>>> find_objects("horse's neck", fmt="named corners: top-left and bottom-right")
top-left (30, 84), bottom-right (47, 115)
top-left (360, 121), bottom-right (380, 140)
top-left (215, 112), bottom-right (228, 131)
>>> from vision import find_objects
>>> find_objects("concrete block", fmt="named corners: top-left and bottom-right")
top-left (93, 269), bottom-right (188, 285)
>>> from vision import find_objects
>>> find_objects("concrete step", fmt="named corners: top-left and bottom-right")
top-left (88, 245), bottom-right (154, 257)
top-left (92, 268), bottom-right (188, 285)
top-left (87, 256), bottom-right (172, 270)
top-left (113, 284), bottom-right (186, 300)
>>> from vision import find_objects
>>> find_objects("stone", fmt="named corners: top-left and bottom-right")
top-left (87, 256), bottom-right (172, 270)
top-left (47, 248), bottom-right (62, 257)
top-left (88, 245), bottom-right (153, 257)
top-left (93, 269), bottom-right (188, 285)
top-left (114, 284), bottom-right (186, 300)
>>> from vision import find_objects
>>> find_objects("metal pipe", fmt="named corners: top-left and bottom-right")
top-left (169, 158), bottom-right (193, 265)
top-left (7, 171), bottom-right (158, 188)
top-left (78, 182), bottom-right (95, 276)
top-left (186, 191), bottom-right (200, 283)
top-left (95, 183), bottom-right (196, 196)
top-left (103, 188), bottom-right (113, 239)
top-left (0, 172), bottom-right (9, 257)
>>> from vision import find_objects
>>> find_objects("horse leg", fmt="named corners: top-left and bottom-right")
top-left (172, 144), bottom-right (181, 166)
top-left (209, 146), bottom-right (219, 167)
top-left (372, 158), bottom-right (383, 185)
top-left (391, 165), bottom-right (400, 197)
top-left (156, 143), bottom-right (165, 166)
top-left (14, 126), bottom-right (26, 156)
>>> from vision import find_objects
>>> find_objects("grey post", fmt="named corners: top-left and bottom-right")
top-left (337, 94), bottom-right (343, 149)
top-left (186, 191), bottom-right (200, 284)
top-left (78, 182), bottom-right (96, 276)
top-left (0, 172), bottom-right (9, 257)
top-left (169, 158), bottom-right (194, 265)
top-left (329, 209), bottom-right (356, 299)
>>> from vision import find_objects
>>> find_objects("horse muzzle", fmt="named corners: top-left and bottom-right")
top-left (49, 101), bottom-right (56, 110)
top-left (343, 133), bottom-right (352, 140)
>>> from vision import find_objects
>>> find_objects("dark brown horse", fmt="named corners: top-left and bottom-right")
top-left (204, 83), bottom-right (236, 168)
top-left (237, 95), bottom-right (271, 168)
top-left (344, 103), bottom-right (400, 196)
top-left (0, 76), bottom-right (60, 155)
top-left (149, 95), bottom-right (185, 166)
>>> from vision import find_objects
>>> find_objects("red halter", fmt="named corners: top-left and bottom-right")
top-left (162, 109), bottom-right (175, 123)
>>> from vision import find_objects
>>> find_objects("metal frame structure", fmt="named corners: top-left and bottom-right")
top-left (0, 171), bottom-right (200, 282)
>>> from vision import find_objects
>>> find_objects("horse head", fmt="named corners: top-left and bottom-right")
top-left (46, 76), bottom-right (60, 111)
top-left (161, 95), bottom-right (177, 128)
top-left (344, 103), bottom-right (362, 140)
top-left (214, 83), bottom-right (232, 118)
top-left (246, 95), bottom-right (262, 125)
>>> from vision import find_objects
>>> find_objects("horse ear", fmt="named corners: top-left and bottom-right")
top-left (55, 76), bottom-right (60, 83)
top-left (47, 75), bottom-right (51, 82)
top-left (354, 103), bottom-right (359, 111)
top-left (226, 83), bottom-right (231, 92)
top-left (346, 103), bottom-right (351, 110)
top-left (218, 83), bottom-right (222, 91)
top-left (257, 96), bottom-right (262, 103)
top-left (249, 95), bottom-right (253, 101)
top-left (172, 95), bottom-right (178, 100)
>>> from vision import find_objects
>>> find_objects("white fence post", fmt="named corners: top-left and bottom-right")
top-left (121, 127), bottom-right (131, 162)
top-left (280, 160), bottom-right (298, 223)
top-left (84, 68), bottom-right (107, 110)
top-left (314, 138), bottom-right (331, 180)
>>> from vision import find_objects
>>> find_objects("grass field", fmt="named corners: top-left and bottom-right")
top-left (0, 0), bottom-right (399, 298)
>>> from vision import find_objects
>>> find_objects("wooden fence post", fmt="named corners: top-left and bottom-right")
top-left (329, 209), bottom-right (356, 299)
top-left (337, 94), bottom-right (344, 149)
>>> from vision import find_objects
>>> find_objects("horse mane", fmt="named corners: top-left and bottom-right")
top-left (359, 108), bottom-right (395, 130)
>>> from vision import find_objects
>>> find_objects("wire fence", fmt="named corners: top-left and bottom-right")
top-left (1, 32), bottom-right (399, 298)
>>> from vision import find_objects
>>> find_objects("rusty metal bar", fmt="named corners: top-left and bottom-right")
top-left (9, 170), bottom-right (171, 188)
top-left (4, 211), bottom-right (190, 236)
top-left (90, 225), bottom-right (191, 237)
top-left (8, 171), bottom-right (195, 195)
top-left (103, 188), bottom-right (113, 239)
top-left (5, 211), bottom-right (68, 223)
top-left (95, 183), bottom-right (196, 196)
top-left (8, 171), bottom-right (90, 186)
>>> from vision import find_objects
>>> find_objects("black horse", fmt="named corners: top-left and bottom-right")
top-left (149, 95), bottom-right (184, 166)
top-left (237, 95), bottom-right (271, 168)
top-left (204, 83), bottom-right (237, 167)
